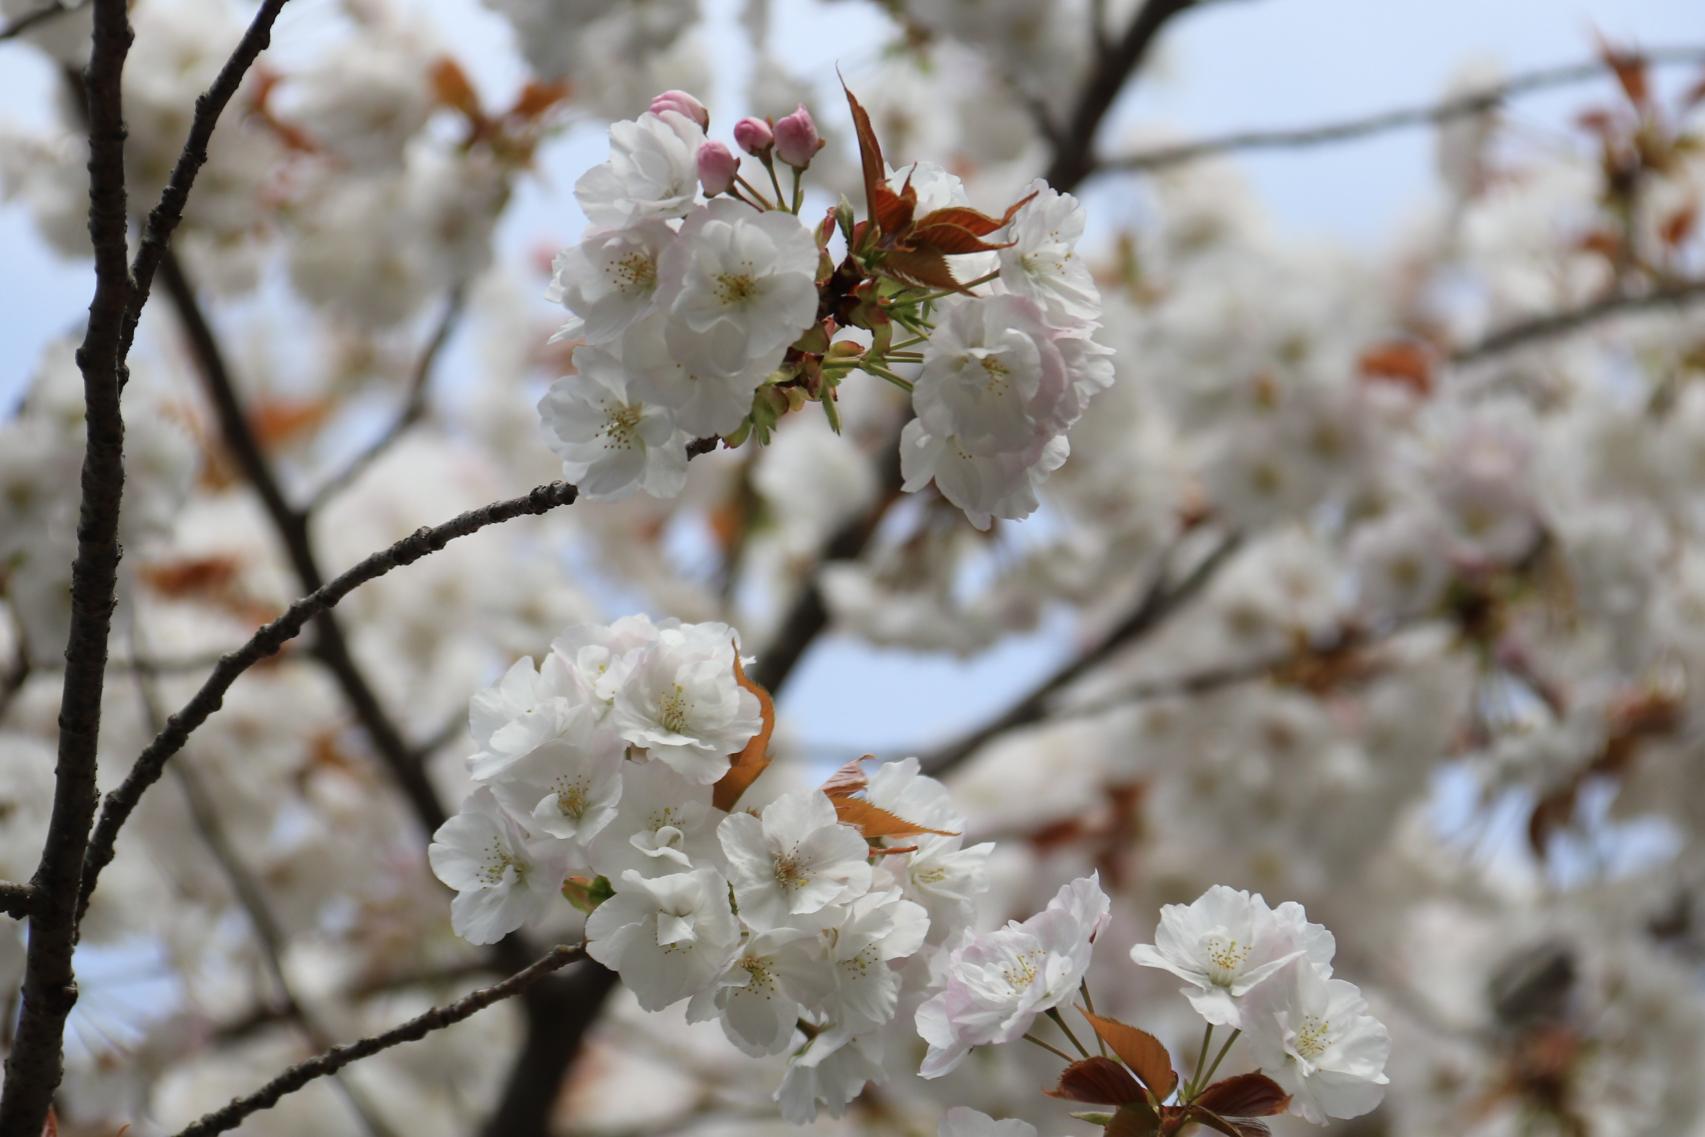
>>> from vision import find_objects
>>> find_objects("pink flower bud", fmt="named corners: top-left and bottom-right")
top-left (773, 105), bottom-right (823, 169)
top-left (733, 116), bottom-right (774, 156)
top-left (697, 141), bottom-right (739, 196)
top-left (649, 89), bottom-right (709, 130)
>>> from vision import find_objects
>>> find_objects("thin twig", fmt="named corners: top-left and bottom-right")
top-left (0, 1), bottom-right (132, 1131)
top-left (79, 440), bottom-right (715, 918)
top-left (0, 0), bottom-right (80, 41)
top-left (306, 288), bottom-right (467, 513)
top-left (168, 944), bottom-right (587, 1137)
top-left (1451, 278), bottom-right (1705, 365)
top-left (128, 644), bottom-right (399, 1137)
top-left (923, 533), bottom-right (1243, 777)
top-left (1095, 46), bottom-right (1705, 176)
top-left (116, 0), bottom-right (293, 365)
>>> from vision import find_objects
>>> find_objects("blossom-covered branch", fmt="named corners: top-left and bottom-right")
top-left (1097, 44), bottom-right (1705, 174)
top-left (169, 943), bottom-right (588, 1137)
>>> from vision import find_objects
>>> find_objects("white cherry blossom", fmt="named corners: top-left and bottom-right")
top-left (1243, 960), bottom-right (1391, 1124)
top-left (586, 759), bottom-right (723, 881)
top-left (686, 928), bottom-right (815, 1056)
top-left (774, 1026), bottom-right (887, 1124)
top-left (610, 620), bottom-right (762, 783)
top-left (998, 179), bottom-right (1101, 327)
top-left (717, 789), bottom-right (873, 931)
top-left (547, 221), bottom-right (675, 345)
top-left (621, 312), bottom-right (775, 436)
top-left (1130, 884), bottom-right (1336, 1028)
top-left (537, 347), bottom-right (691, 501)
top-left (488, 717), bottom-right (626, 843)
top-left (467, 653), bottom-right (581, 781)
top-left (574, 109), bottom-right (706, 228)
top-left (584, 867), bottom-right (741, 1011)
top-left (655, 198), bottom-right (821, 376)
top-left (427, 789), bottom-right (571, 946)
top-left (914, 294), bottom-right (1072, 451)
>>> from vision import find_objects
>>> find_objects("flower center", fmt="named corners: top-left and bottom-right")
top-left (610, 251), bottom-right (657, 295)
top-left (773, 851), bottom-right (810, 893)
top-left (715, 271), bottom-right (759, 306)
top-left (601, 403), bottom-right (644, 449)
top-left (658, 683), bottom-right (692, 734)
top-left (1203, 934), bottom-right (1251, 984)
top-left (741, 954), bottom-right (778, 993)
top-left (479, 840), bottom-right (526, 886)
top-left (1001, 948), bottom-right (1045, 991)
top-left (554, 779), bottom-right (588, 819)
top-left (1294, 1015), bottom-right (1331, 1060)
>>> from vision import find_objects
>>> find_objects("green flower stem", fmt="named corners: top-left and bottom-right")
top-left (1023, 1032), bottom-right (1077, 1064)
top-left (1187, 1023), bottom-right (1215, 1099)
top-left (1198, 1028), bottom-right (1242, 1091)
top-left (1047, 1007), bottom-right (1092, 1059)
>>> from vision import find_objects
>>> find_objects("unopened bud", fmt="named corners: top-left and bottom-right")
top-left (697, 141), bottom-right (739, 196)
top-left (733, 116), bottom-right (774, 156)
top-left (649, 89), bottom-right (710, 130)
top-left (773, 105), bottom-right (824, 169)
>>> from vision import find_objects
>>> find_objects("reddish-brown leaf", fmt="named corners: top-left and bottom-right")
top-left (873, 181), bottom-right (917, 235)
top-left (1081, 1011), bottom-right (1178, 1101)
top-left (842, 78), bottom-right (887, 227)
top-left (1106, 1103), bottom-right (1161, 1137)
top-left (712, 653), bottom-right (775, 811)
top-left (820, 755), bottom-right (872, 799)
top-left (1660, 202), bottom-right (1699, 249)
top-left (1596, 38), bottom-right (1650, 107)
top-left (430, 57), bottom-right (483, 118)
top-left (910, 220), bottom-right (1015, 255)
top-left (832, 797), bottom-right (957, 839)
top-left (1185, 1109), bottom-right (1271, 1137)
top-left (1193, 1073), bottom-right (1291, 1119)
top-left (881, 248), bottom-right (969, 293)
top-left (1044, 1057), bottom-right (1148, 1105)
top-left (1357, 340), bottom-right (1433, 396)
top-left (511, 79), bottom-right (571, 119)
top-left (911, 204), bottom-right (1012, 238)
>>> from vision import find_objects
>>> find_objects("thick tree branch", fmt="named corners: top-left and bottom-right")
top-left (115, 0), bottom-right (291, 363)
top-left (168, 944), bottom-right (587, 1137)
top-left (1451, 278), bottom-right (1705, 365)
top-left (923, 533), bottom-right (1243, 777)
top-left (1097, 46), bottom-right (1705, 176)
top-left (0, 0), bottom-right (132, 1132)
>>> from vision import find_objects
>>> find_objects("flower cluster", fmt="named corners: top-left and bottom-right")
top-left (538, 86), bottom-right (1113, 527)
top-left (919, 883), bottom-right (1390, 1133)
top-left (430, 617), bottom-right (997, 1121)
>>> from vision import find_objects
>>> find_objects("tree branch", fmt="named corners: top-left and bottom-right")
top-left (115, 0), bottom-right (292, 364)
top-left (0, 884), bottom-right (32, 921)
top-left (1045, 0), bottom-right (1207, 192)
top-left (124, 644), bottom-right (399, 1137)
top-left (0, 0), bottom-right (80, 41)
top-left (923, 533), bottom-right (1243, 777)
top-left (0, 0), bottom-right (132, 1132)
top-left (1096, 46), bottom-right (1705, 176)
top-left (75, 478), bottom-right (590, 917)
top-left (157, 247), bottom-right (451, 834)
top-left (168, 944), bottom-right (587, 1137)
top-left (1451, 278), bottom-right (1705, 365)
top-left (306, 287), bottom-right (466, 514)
